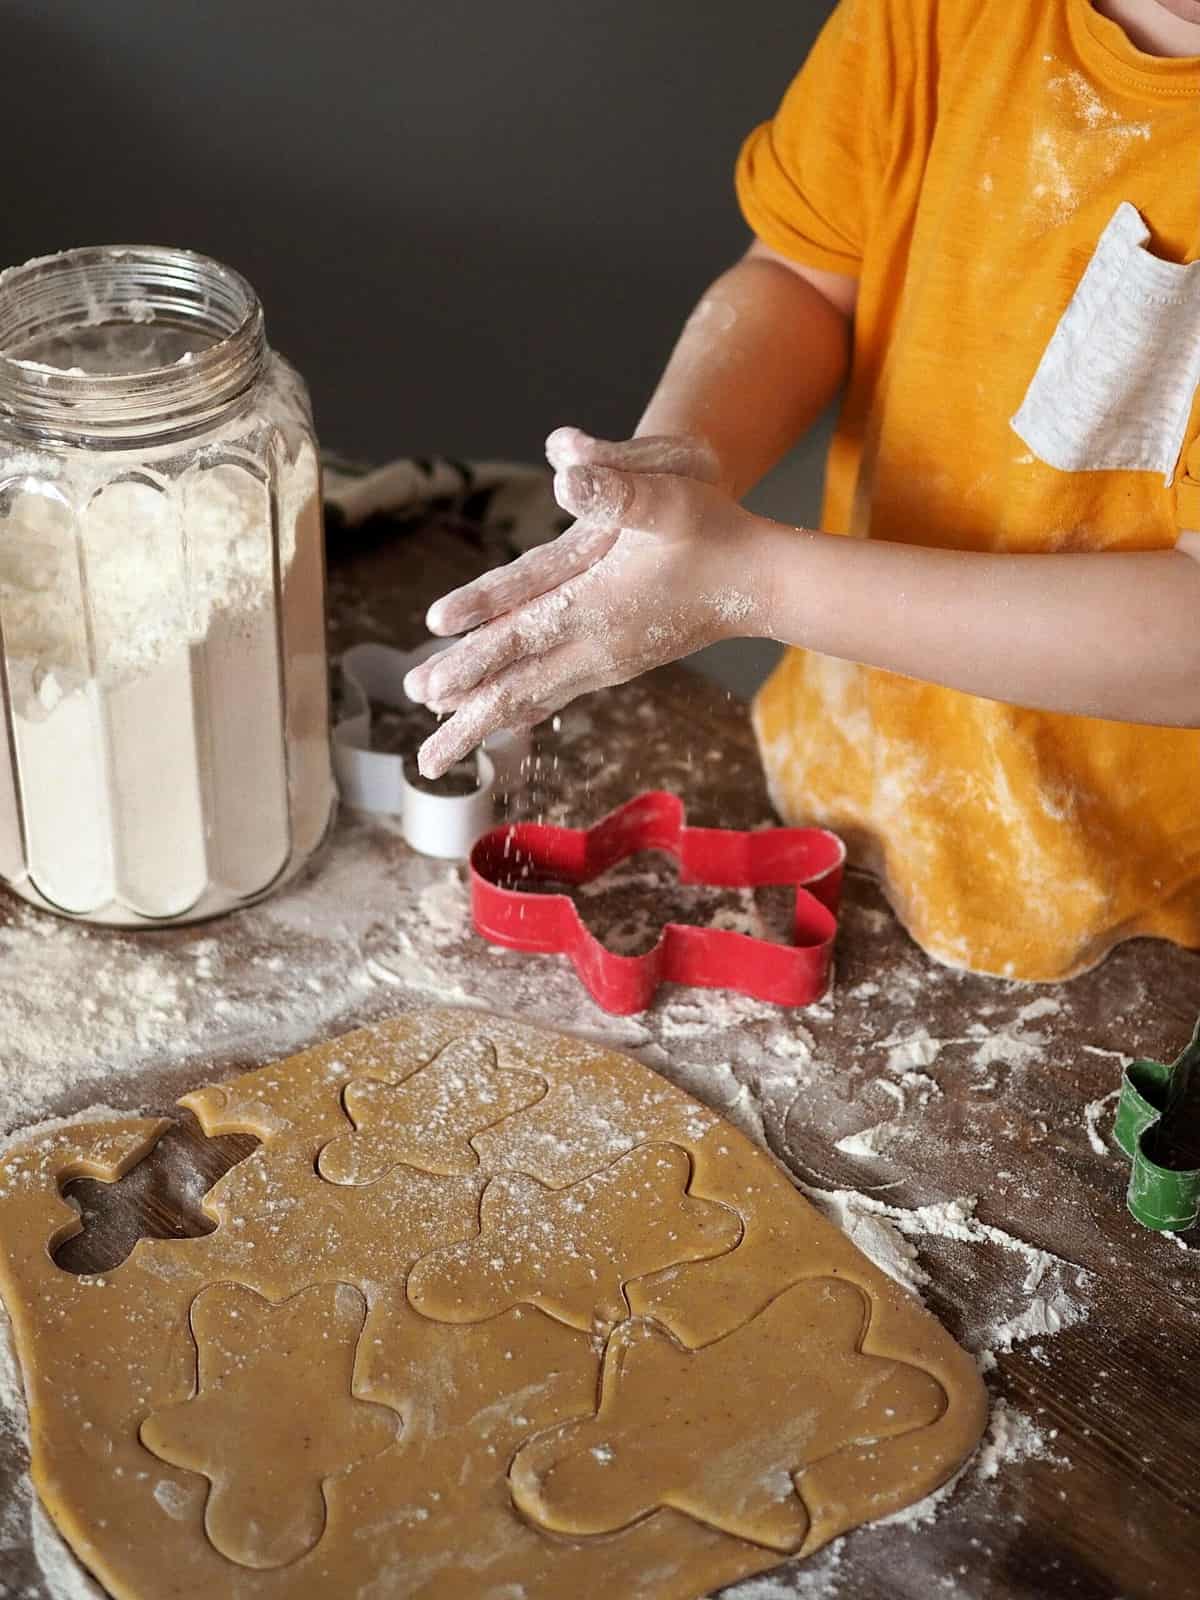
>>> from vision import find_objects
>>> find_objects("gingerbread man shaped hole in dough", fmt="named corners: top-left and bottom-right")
top-left (52, 1114), bottom-right (259, 1276)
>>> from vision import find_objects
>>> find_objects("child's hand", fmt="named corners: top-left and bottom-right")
top-left (408, 440), bottom-right (768, 779)
top-left (420, 427), bottom-right (725, 639)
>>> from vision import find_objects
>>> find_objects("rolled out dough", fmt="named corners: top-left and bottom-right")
top-left (0, 1009), bottom-right (988, 1598)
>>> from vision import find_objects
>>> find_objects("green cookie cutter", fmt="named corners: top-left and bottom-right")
top-left (1113, 1019), bottom-right (1200, 1232)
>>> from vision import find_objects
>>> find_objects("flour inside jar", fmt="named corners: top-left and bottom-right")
top-left (0, 247), bottom-right (336, 925)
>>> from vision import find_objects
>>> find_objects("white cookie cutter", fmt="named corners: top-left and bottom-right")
top-left (333, 640), bottom-right (531, 859)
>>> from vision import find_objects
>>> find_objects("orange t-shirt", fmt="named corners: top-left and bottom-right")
top-left (736, 0), bottom-right (1200, 980)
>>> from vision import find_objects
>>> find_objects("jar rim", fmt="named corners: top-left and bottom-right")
top-left (0, 245), bottom-right (267, 448)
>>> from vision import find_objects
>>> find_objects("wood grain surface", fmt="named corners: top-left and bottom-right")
top-left (1, 511), bottom-right (1197, 1600)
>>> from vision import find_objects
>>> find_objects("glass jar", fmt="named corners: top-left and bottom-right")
top-left (0, 245), bottom-right (335, 925)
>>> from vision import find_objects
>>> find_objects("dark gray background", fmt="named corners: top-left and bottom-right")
top-left (4, 0), bottom-right (839, 688)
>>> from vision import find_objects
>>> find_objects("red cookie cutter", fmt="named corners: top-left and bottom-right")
top-left (469, 791), bottom-right (845, 1015)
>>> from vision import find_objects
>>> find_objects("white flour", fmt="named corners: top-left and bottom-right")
top-left (866, 1397), bottom-right (1059, 1543)
top-left (0, 340), bottom-right (329, 926)
top-left (834, 1122), bottom-right (902, 1159)
top-left (972, 1399), bottom-right (1059, 1481)
top-left (1082, 1087), bottom-right (1122, 1157)
top-left (30, 1503), bottom-right (106, 1600)
top-left (883, 1029), bottom-right (943, 1073)
top-left (0, 456), bottom-right (303, 693)
top-left (724, 1540), bottom-right (844, 1598)
top-left (1048, 69), bottom-right (1151, 142)
top-left (0, 812), bottom-right (1130, 1597)
top-left (800, 1187), bottom-right (1092, 1365)
top-left (965, 997), bottom-right (1060, 1072)
top-left (808, 1189), bottom-right (930, 1299)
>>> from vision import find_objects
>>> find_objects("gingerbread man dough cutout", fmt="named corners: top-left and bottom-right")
top-left (510, 1277), bottom-right (947, 1552)
top-left (408, 1143), bottom-right (743, 1331)
top-left (141, 1282), bottom-right (399, 1569)
top-left (317, 1035), bottom-right (546, 1183)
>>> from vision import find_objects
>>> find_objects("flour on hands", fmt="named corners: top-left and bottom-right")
top-left (409, 429), bottom-right (764, 779)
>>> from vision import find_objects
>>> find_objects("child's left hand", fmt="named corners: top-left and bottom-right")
top-left (408, 451), bottom-right (769, 779)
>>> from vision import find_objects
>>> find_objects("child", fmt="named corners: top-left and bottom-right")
top-left (406, 0), bottom-right (1200, 984)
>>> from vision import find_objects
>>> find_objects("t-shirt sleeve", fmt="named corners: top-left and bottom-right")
top-left (735, 0), bottom-right (915, 278)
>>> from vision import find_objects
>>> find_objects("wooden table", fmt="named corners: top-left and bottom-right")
top-left (1, 513), bottom-right (1198, 1600)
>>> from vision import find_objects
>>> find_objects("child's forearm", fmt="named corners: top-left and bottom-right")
top-left (756, 522), bottom-right (1200, 727)
top-left (422, 248), bottom-right (852, 642)
top-left (411, 454), bottom-right (1200, 777)
top-left (635, 248), bottom-right (852, 498)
